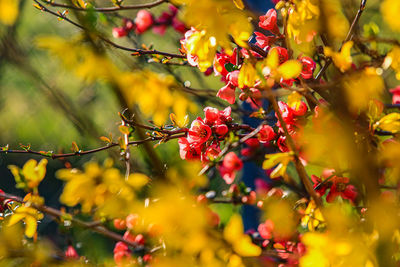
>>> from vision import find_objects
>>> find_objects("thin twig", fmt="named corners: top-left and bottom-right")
top-left (315, 0), bottom-right (367, 81)
top-left (0, 192), bottom-right (138, 248)
top-left (33, 0), bottom-right (186, 59)
top-left (0, 134), bottom-right (186, 159)
top-left (41, 0), bottom-right (165, 12)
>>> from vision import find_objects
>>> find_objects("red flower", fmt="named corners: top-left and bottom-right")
top-left (112, 27), bottom-right (128, 38)
top-left (178, 138), bottom-right (202, 160)
top-left (204, 107), bottom-right (220, 125)
top-left (255, 31), bottom-right (276, 49)
top-left (214, 124), bottom-right (228, 136)
top-left (258, 219), bottom-right (274, 239)
top-left (259, 9), bottom-right (279, 34)
top-left (272, 47), bottom-right (289, 65)
top-left (114, 242), bottom-right (131, 266)
top-left (389, 86), bottom-right (400, 104)
top-left (218, 152), bottom-right (243, 184)
top-left (65, 245), bottom-right (79, 259)
top-left (326, 176), bottom-right (357, 204)
top-left (135, 10), bottom-right (154, 33)
top-left (213, 51), bottom-right (237, 77)
top-left (311, 174), bottom-right (329, 197)
top-left (227, 70), bottom-right (240, 88)
top-left (217, 83), bottom-right (236, 104)
top-left (258, 125), bottom-right (277, 143)
top-left (219, 106), bottom-right (232, 123)
top-left (202, 144), bottom-right (221, 161)
top-left (276, 101), bottom-right (295, 125)
top-left (188, 117), bottom-right (212, 144)
top-left (299, 56), bottom-right (316, 79)
top-left (290, 101), bottom-right (308, 116)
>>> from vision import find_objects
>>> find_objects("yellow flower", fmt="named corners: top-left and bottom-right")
top-left (384, 46), bottom-right (400, 80)
top-left (57, 160), bottom-right (148, 217)
top-left (223, 214), bottom-right (261, 257)
top-left (8, 159), bottom-right (48, 190)
top-left (374, 113), bottom-right (400, 134)
top-left (262, 152), bottom-right (294, 178)
top-left (8, 205), bottom-right (43, 238)
top-left (324, 41), bottom-right (353, 72)
top-left (301, 200), bottom-right (324, 231)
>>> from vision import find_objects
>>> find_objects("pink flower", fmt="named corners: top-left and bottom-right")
top-left (217, 83), bottom-right (236, 104)
top-left (135, 10), bottom-right (154, 34)
top-left (259, 9), bottom-right (279, 34)
top-left (255, 31), bottom-right (276, 49)
top-left (178, 138), bottom-right (202, 160)
top-left (258, 125), bottom-right (277, 143)
top-left (218, 152), bottom-right (243, 184)
top-left (188, 117), bottom-right (212, 144)
top-left (258, 219), bottom-right (274, 239)
top-left (299, 56), bottom-right (316, 79)
top-left (112, 27), bottom-right (128, 38)
top-left (65, 245), bottom-right (79, 259)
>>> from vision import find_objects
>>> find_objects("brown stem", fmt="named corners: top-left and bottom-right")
top-left (41, 0), bottom-right (165, 12)
top-left (266, 88), bottom-right (322, 207)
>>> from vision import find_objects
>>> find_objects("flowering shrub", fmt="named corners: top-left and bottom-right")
top-left (1, 0), bottom-right (400, 266)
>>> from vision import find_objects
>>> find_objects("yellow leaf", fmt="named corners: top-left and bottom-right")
top-left (277, 60), bottom-right (302, 80)
top-left (375, 113), bottom-right (400, 133)
top-left (71, 141), bottom-right (79, 152)
top-left (233, 0), bottom-right (244, 10)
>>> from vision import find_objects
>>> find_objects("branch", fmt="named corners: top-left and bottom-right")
top-left (41, 0), bottom-right (165, 12)
top-left (315, 0), bottom-right (367, 81)
top-left (0, 192), bottom-right (138, 248)
top-left (0, 134), bottom-right (186, 159)
top-left (33, 0), bottom-right (186, 59)
top-left (265, 86), bottom-right (323, 207)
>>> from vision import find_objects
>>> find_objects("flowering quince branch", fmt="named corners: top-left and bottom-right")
top-left (40, 0), bottom-right (166, 12)
top-left (33, 0), bottom-right (186, 59)
top-left (265, 86), bottom-right (323, 207)
top-left (198, 123), bottom-right (265, 176)
top-left (0, 134), bottom-right (185, 159)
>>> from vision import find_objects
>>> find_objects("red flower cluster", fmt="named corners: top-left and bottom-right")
top-left (274, 101), bottom-right (307, 153)
top-left (179, 107), bottom-right (232, 161)
top-left (311, 170), bottom-right (358, 204)
top-left (218, 152), bottom-right (243, 184)
top-left (113, 5), bottom-right (186, 38)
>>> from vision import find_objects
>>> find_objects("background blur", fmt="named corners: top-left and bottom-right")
top-left (0, 0), bottom-right (393, 261)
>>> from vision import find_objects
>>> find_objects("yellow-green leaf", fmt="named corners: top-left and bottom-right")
top-left (119, 125), bottom-right (130, 135)
top-left (233, 0), bottom-right (245, 10)
top-left (375, 113), bottom-right (400, 133)
top-left (71, 141), bottom-right (79, 153)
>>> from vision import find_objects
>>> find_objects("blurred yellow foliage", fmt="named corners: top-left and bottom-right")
top-left (342, 67), bottom-right (384, 112)
top-left (36, 36), bottom-right (194, 125)
top-left (57, 160), bottom-right (148, 217)
top-left (381, 0), bottom-right (400, 32)
top-left (0, 0), bottom-right (19, 25)
top-left (324, 41), bottom-right (353, 73)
